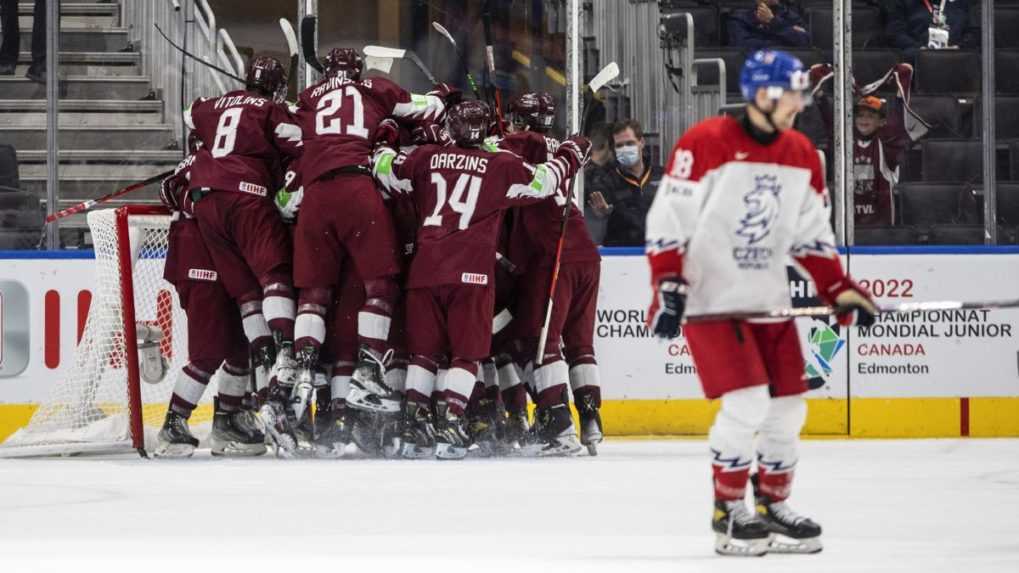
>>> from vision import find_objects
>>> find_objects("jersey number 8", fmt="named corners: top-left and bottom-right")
top-left (424, 173), bottom-right (481, 230)
top-left (211, 108), bottom-right (243, 158)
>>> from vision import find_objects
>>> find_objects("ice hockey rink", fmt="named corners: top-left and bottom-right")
top-left (1, 438), bottom-right (1017, 573)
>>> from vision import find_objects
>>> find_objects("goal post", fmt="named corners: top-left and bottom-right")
top-left (0, 206), bottom-right (213, 458)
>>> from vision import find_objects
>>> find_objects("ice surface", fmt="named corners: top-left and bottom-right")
top-left (1, 439), bottom-right (1017, 573)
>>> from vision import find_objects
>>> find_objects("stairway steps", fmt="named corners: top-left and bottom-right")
top-left (0, 100), bottom-right (164, 127)
top-left (3, 125), bottom-right (176, 150)
top-left (18, 28), bottom-right (129, 52)
top-left (0, 76), bottom-right (154, 99)
top-left (24, 176), bottom-right (164, 201)
top-left (15, 149), bottom-right (181, 164)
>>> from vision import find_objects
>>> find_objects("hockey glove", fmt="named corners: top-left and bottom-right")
top-left (412, 121), bottom-right (452, 146)
top-left (830, 279), bottom-right (878, 328)
top-left (373, 118), bottom-right (401, 150)
top-left (556, 136), bottom-right (592, 169)
top-left (428, 82), bottom-right (463, 107)
top-left (649, 279), bottom-right (686, 339)
top-left (274, 185), bottom-right (303, 222)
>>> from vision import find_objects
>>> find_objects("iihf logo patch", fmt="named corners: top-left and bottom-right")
top-left (736, 175), bottom-right (782, 246)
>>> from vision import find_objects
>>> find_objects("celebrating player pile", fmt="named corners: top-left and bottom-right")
top-left (152, 40), bottom-right (601, 461)
top-left (645, 49), bottom-right (878, 556)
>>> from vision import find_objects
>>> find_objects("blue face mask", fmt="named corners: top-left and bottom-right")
top-left (616, 144), bottom-right (640, 167)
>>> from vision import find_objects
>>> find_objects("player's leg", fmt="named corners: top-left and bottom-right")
top-left (312, 266), bottom-right (362, 457)
top-left (685, 320), bottom-right (773, 556)
top-left (750, 322), bottom-right (822, 554)
top-left (562, 261), bottom-right (603, 452)
top-left (401, 288), bottom-right (446, 458)
top-left (490, 266), bottom-right (528, 449)
top-left (210, 314), bottom-right (267, 457)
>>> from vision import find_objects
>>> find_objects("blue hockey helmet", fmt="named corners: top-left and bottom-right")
top-left (739, 50), bottom-right (810, 103)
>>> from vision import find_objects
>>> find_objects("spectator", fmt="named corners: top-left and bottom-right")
top-left (582, 125), bottom-right (614, 244)
top-left (728, 0), bottom-right (809, 52)
top-left (885, 0), bottom-right (970, 57)
top-left (585, 120), bottom-right (662, 247)
top-left (0, 0), bottom-right (46, 82)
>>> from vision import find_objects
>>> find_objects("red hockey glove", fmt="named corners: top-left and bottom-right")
top-left (647, 279), bottom-right (686, 340)
top-left (428, 82), bottom-right (463, 107)
top-left (411, 121), bottom-right (452, 146)
top-left (556, 136), bottom-right (592, 168)
top-left (159, 173), bottom-right (183, 212)
top-left (373, 118), bottom-right (401, 150)
top-left (828, 278), bottom-right (878, 327)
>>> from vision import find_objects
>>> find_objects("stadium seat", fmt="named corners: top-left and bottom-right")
top-left (1011, 143), bottom-right (1019, 180)
top-left (906, 96), bottom-right (973, 139)
top-left (996, 8), bottom-right (1019, 49)
top-left (808, 7), bottom-right (881, 51)
top-left (995, 182), bottom-right (1019, 225)
top-left (997, 51), bottom-right (1019, 95)
top-left (920, 140), bottom-right (983, 182)
top-left (899, 182), bottom-right (966, 224)
top-left (851, 50), bottom-right (903, 88)
top-left (0, 144), bottom-right (18, 192)
top-left (971, 97), bottom-right (1019, 139)
top-left (695, 48), bottom-right (745, 95)
top-left (915, 51), bottom-right (982, 95)
top-left (659, 6), bottom-right (721, 48)
top-left (854, 225), bottom-right (920, 245)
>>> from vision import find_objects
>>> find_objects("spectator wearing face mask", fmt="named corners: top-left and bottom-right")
top-left (728, 0), bottom-right (810, 52)
top-left (585, 120), bottom-right (663, 247)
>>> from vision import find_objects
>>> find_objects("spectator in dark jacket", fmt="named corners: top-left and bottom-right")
top-left (728, 0), bottom-right (809, 52)
top-left (885, 0), bottom-right (970, 57)
top-left (585, 120), bottom-right (662, 247)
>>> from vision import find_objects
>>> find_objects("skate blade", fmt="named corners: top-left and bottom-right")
top-left (400, 442), bottom-right (435, 459)
top-left (346, 387), bottom-right (400, 413)
top-left (767, 534), bottom-right (822, 554)
top-left (153, 442), bottom-right (195, 459)
top-left (586, 443), bottom-right (599, 456)
top-left (434, 442), bottom-right (467, 460)
top-left (714, 533), bottom-right (769, 557)
top-left (210, 439), bottom-right (267, 457)
top-left (520, 435), bottom-right (583, 457)
top-left (313, 442), bottom-right (348, 459)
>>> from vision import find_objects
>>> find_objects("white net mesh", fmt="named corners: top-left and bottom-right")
top-left (0, 208), bottom-right (215, 457)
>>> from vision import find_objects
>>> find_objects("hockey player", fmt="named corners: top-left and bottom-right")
top-left (372, 100), bottom-right (591, 460)
top-left (155, 134), bottom-right (267, 458)
top-left (290, 48), bottom-right (447, 417)
top-left (183, 55), bottom-right (304, 454)
top-left (645, 50), bottom-right (878, 556)
top-left (495, 92), bottom-right (603, 455)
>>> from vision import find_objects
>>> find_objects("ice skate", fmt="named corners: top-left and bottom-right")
top-left (521, 405), bottom-right (581, 457)
top-left (434, 409), bottom-right (470, 460)
top-left (257, 383), bottom-right (299, 458)
top-left (501, 410), bottom-right (529, 453)
top-left (154, 411), bottom-right (199, 458)
top-left (289, 346), bottom-right (318, 424)
top-left (576, 393), bottom-right (604, 456)
top-left (712, 499), bottom-right (771, 557)
top-left (755, 496), bottom-right (823, 554)
top-left (210, 409), bottom-right (267, 457)
top-left (347, 346), bottom-right (400, 413)
top-left (468, 398), bottom-right (500, 457)
top-left (313, 399), bottom-right (351, 459)
top-left (400, 402), bottom-right (437, 459)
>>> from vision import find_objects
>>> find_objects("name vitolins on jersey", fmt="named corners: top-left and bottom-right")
top-left (733, 174), bottom-right (782, 270)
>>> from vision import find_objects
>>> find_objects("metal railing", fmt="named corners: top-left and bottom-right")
top-left (122, 0), bottom-right (245, 150)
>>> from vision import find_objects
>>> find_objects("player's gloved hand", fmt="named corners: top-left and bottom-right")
top-left (830, 278), bottom-right (878, 327)
top-left (373, 118), bottom-right (401, 150)
top-left (428, 82), bottom-right (463, 107)
top-left (648, 279), bottom-right (686, 339)
top-left (556, 136), bottom-right (592, 168)
top-left (274, 185), bottom-right (303, 222)
top-left (411, 121), bottom-right (452, 146)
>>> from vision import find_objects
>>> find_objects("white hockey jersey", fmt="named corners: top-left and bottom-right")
top-left (645, 115), bottom-right (847, 316)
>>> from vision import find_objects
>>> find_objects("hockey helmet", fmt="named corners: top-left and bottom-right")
top-left (323, 48), bottom-right (364, 81)
top-left (186, 131), bottom-right (202, 154)
top-left (508, 92), bottom-right (556, 132)
top-left (739, 50), bottom-right (810, 103)
top-left (246, 55), bottom-right (288, 104)
top-left (446, 100), bottom-right (492, 146)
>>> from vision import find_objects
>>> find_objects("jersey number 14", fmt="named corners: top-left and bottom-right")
top-left (424, 173), bottom-right (481, 230)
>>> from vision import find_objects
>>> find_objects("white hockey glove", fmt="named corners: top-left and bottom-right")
top-left (274, 185), bottom-right (303, 222)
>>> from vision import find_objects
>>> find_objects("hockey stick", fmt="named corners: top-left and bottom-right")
top-left (683, 297), bottom-right (1019, 324)
top-left (279, 18), bottom-right (299, 94)
top-left (300, 15), bottom-right (324, 74)
top-left (153, 23), bottom-right (244, 83)
top-left (432, 22), bottom-right (483, 101)
top-left (534, 62), bottom-right (620, 366)
top-left (363, 45), bottom-right (438, 85)
top-left (45, 169), bottom-right (175, 224)
top-left (480, 2), bottom-right (506, 136)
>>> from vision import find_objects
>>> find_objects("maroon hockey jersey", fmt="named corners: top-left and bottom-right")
top-left (497, 131), bottom-right (600, 269)
top-left (184, 91), bottom-right (303, 198)
top-left (295, 75), bottom-right (445, 185)
top-left (373, 144), bottom-right (582, 289)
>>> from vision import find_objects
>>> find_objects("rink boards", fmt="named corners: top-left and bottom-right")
top-left (0, 248), bottom-right (1017, 440)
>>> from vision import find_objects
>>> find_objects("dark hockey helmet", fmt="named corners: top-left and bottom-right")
top-left (323, 48), bottom-right (364, 80)
top-left (186, 131), bottom-right (202, 154)
top-left (246, 55), bottom-right (288, 104)
top-left (446, 100), bottom-right (492, 146)
top-left (509, 92), bottom-right (556, 133)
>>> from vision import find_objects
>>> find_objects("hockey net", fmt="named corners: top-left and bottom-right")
top-left (0, 206), bottom-right (214, 457)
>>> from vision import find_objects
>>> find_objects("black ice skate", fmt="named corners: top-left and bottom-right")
top-left (521, 404), bottom-right (581, 457)
top-left (154, 411), bottom-right (199, 458)
top-left (755, 496), bottom-right (823, 554)
top-left (313, 399), bottom-right (351, 459)
top-left (468, 398), bottom-right (500, 457)
top-left (210, 409), bottom-right (267, 457)
top-left (347, 346), bottom-right (400, 413)
top-left (576, 393), bottom-right (604, 456)
top-left (400, 402), bottom-right (437, 459)
top-left (434, 409), bottom-right (470, 460)
top-left (712, 499), bottom-right (771, 557)
top-left (257, 383), bottom-right (299, 458)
